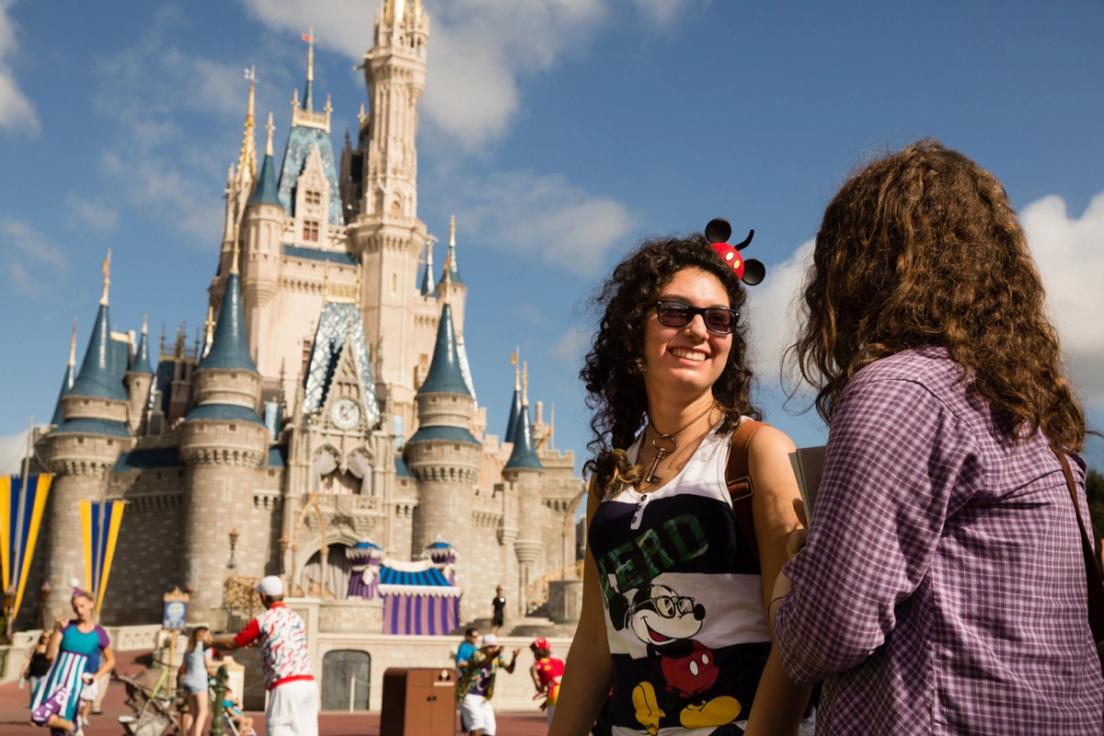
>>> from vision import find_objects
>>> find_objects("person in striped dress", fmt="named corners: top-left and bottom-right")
top-left (30, 588), bottom-right (114, 736)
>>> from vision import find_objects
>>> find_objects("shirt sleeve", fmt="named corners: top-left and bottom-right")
top-left (96, 625), bottom-right (110, 650)
top-left (233, 618), bottom-right (262, 648)
top-left (772, 374), bottom-right (977, 684)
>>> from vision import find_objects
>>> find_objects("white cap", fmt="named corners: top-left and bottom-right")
top-left (256, 575), bottom-right (284, 597)
top-left (481, 633), bottom-right (499, 648)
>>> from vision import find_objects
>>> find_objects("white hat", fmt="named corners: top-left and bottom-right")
top-left (481, 633), bottom-right (499, 648)
top-left (256, 575), bottom-right (284, 597)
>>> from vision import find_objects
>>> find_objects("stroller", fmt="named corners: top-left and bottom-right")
top-left (116, 667), bottom-right (180, 736)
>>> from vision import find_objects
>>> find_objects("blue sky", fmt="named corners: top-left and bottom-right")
top-left (0, 0), bottom-right (1102, 472)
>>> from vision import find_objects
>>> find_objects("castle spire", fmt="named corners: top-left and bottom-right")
top-left (504, 348), bottom-right (522, 443)
top-left (50, 321), bottom-right (79, 425)
top-left (128, 314), bottom-right (153, 374)
top-left (302, 28), bottom-right (314, 111)
top-left (418, 302), bottom-right (469, 396)
top-left (441, 213), bottom-right (463, 285)
top-left (236, 67), bottom-right (258, 181)
top-left (505, 361), bottom-right (541, 470)
top-left (201, 254), bottom-right (256, 371)
top-left (248, 113), bottom-right (281, 208)
top-left (100, 249), bottom-right (111, 306)
top-left (419, 240), bottom-right (435, 296)
top-left (71, 255), bottom-right (127, 401)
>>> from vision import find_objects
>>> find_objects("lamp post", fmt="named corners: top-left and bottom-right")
top-left (227, 528), bottom-right (240, 570)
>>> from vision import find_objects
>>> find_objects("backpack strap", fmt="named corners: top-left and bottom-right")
top-left (726, 418), bottom-right (763, 568)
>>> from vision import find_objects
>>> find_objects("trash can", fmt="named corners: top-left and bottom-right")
top-left (380, 667), bottom-right (457, 736)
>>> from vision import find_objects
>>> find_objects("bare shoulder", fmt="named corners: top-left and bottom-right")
top-left (747, 423), bottom-right (797, 461)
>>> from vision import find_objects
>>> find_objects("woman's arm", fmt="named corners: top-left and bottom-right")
top-left (548, 485), bottom-right (613, 736)
top-left (95, 645), bottom-right (115, 679)
top-left (742, 426), bottom-right (812, 736)
top-left (46, 625), bottom-right (63, 661)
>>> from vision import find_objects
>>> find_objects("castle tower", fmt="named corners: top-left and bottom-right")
top-left (419, 239), bottom-right (435, 297)
top-left (403, 301), bottom-right (480, 572)
top-left (502, 362), bottom-right (544, 614)
top-left (240, 112), bottom-right (285, 363)
top-left (220, 67), bottom-right (258, 271)
top-left (349, 0), bottom-right (431, 435)
top-left (503, 350), bottom-right (522, 443)
top-left (49, 322), bottom-right (78, 426)
top-left (179, 246), bottom-right (268, 624)
top-left (41, 254), bottom-right (132, 616)
top-left (437, 215), bottom-right (467, 332)
top-left (124, 316), bottom-right (154, 434)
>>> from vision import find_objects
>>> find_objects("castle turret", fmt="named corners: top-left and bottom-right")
top-left (241, 112), bottom-right (285, 366)
top-left (502, 362), bottom-right (544, 614)
top-left (437, 215), bottom-right (468, 332)
top-left (503, 349), bottom-right (522, 444)
top-left (124, 316), bottom-right (154, 433)
top-left (41, 253), bottom-right (132, 615)
top-left (49, 321), bottom-right (78, 426)
top-left (403, 301), bottom-right (480, 577)
top-left (179, 245), bottom-right (268, 624)
top-left (419, 239), bottom-right (435, 296)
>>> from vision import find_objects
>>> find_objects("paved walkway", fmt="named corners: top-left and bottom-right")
top-left (0, 651), bottom-right (550, 736)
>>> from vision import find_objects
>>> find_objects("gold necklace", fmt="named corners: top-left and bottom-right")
top-left (641, 402), bottom-right (717, 485)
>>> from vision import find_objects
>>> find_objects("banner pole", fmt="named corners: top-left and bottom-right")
top-left (5, 417), bottom-right (34, 642)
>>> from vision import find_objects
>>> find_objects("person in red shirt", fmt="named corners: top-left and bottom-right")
top-left (212, 576), bottom-right (317, 736)
top-left (529, 638), bottom-right (565, 725)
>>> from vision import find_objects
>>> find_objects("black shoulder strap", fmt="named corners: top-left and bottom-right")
top-left (726, 419), bottom-right (763, 568)
top-left (1055, 449), bottom-right (1104, 675)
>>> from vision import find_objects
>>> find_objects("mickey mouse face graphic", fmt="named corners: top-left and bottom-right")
top-left (623, 583), bottom-right (706, 648)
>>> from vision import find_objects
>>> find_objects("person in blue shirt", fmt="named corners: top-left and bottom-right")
top-left (455, 627), bottom-right (480, 671)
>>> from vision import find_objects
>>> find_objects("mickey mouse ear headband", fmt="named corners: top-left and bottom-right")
top-left (705, 218), bottom-right (766, 286)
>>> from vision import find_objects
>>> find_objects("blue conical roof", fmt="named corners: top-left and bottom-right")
top-left (440, 245), bottom-right (463, 286)
top-left (419, 303), bottom-right (469, 395)
top-left (50, 362), bottom-right (75, 425)
top-left (128, 329), bottom-right (153, 374)
top-left (504, 387), bottom-right (521, 443)
top-left (70, 304), bottom-right (127, 401)
top-left (200, 274), bottom-right (257, 372)
top-left (505, 402), bottom-right (542, 470)
top-left (419, 258), bottom-right (435, 296)
top-left (248, 153), bottom-right (281, 208)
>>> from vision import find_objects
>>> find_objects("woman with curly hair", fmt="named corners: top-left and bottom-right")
top-left (770, 140), bottom-right (1104, 734)
top-left (551, 228), bottom-right (811, 735)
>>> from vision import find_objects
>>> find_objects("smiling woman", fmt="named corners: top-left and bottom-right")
top-left (550, 230), bottom-right (812, 735)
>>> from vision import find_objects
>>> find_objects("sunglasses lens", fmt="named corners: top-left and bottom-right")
top-left (656, 303), bottom-right (692, 327)
top-left (704, 309), bottom-right (735, 334)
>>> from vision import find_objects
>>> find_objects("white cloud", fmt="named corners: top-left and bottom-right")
top-left (0, 218), bottom-right (68, 295)
top-left (631, 0), bottom-right (702, 28)
top-left (552, 324), bottom-right (592, 365)
top-left (0, 0), bottom-right (38, 136)
top-left (91, 8), bottom-right (252, 244)
top-left (1021, 192), bottom-right (1104, 408)
top-left (745, 191), bottom-right (1104, 409)
top-left (0, 428), bottom-right (30, 474)
top-left (446, 169), bottom-right (634, 276)
top-left (65, 193), bottom-right (119, 233)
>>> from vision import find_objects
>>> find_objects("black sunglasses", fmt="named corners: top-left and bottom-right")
top-left (655, 300), bottom-right (738, 335)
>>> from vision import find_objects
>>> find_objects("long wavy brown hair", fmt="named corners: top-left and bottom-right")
top-left (789, 139), bottom-right (1084, 450)
top-left (582, 235), bottom-right (760, 496)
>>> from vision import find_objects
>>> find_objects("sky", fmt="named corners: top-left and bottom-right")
top-left (0, 0), bottom-right (1102, 474)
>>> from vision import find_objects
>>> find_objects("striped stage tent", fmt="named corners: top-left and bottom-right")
top-left (0, 473), bottom-right (54, 622)
top-left (378, 560), bottom-right (461, 636)
top-left (79, 499), bottom-right (126, 616)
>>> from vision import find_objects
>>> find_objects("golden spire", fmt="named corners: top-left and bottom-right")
top-left (511, 347), bottom-right (520, 390)
top-left (203, 306), bottom-right (215, 353)
top-left (237, 67), bottom-right (257, 180)
top-left (230, 237), bottom-right (241, 276)
top-left (306, 27), bottom-right (314, 83)
top-left (100, 250), bottom-right (111, 306)
top-left (265, 112), bottom-right (275, 157)
top-left (449, 213), bottom-right (456, 248)
top-left (141, 314), bottom-right (149, 336)
top-left (358, 103), bottom-right (367, 127)
top-left (68, 320), bottom-right (78, 368)
top-left (521, 361), bottom-right (529, 406)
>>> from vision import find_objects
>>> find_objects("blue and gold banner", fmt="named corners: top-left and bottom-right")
top-left (79, 499), bottom-right (126, 616)
top-left (0, 474), bottom-right (54, 622)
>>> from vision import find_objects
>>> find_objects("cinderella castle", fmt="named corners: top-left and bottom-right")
top-left (31, 0), bottom-right (581, 632)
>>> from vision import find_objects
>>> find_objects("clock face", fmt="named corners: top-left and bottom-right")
top-left (331, 398), bottom-right (361, 429)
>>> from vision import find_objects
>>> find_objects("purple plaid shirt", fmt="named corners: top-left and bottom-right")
top-left (774, 347), bottom-right (1104, 735)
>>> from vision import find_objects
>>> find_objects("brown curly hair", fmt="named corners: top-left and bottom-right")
top-left (582, 234), bottom-right (761, 496)
top-left (789, 139), bottom-right (1085, 451)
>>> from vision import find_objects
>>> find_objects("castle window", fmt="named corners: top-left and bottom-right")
top-left (305, 190), bottom-right (322, 206)
top-left (303, 220), bottom-right (320, 242)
